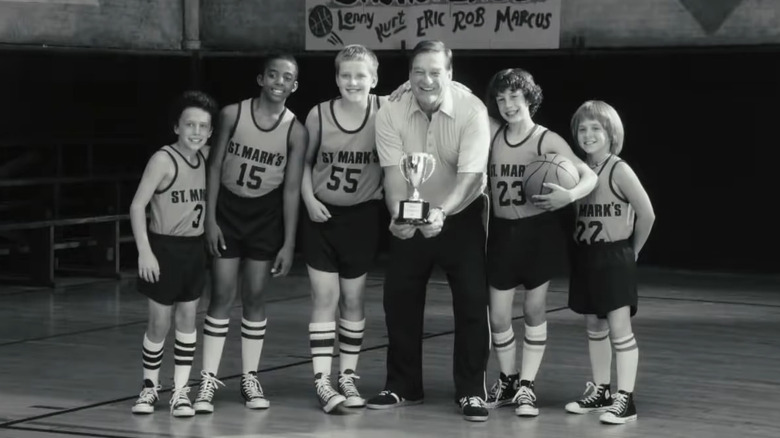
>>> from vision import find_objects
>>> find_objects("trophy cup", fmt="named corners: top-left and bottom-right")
top-left (396, 152), bottom-right (436, 224)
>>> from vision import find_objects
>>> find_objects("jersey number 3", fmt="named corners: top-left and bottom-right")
top-left (192, 204), bottom-right (204, 228)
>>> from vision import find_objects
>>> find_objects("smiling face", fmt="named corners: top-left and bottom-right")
top-left (258, 59), bottom-right (298, 103)
top-left (409, 51), bottom-right (452, 112)
top-left (577, 118), bottom-right (610, 160)
top-left (174, 107), bottom-right (213, 152)
top-left (495, 88), bottom-right (532, 125)
top-left (336, 59), bottom-right (376, 104)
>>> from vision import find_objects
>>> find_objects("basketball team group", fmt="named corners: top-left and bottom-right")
top-left (127, 40), bottom-right (655, 425)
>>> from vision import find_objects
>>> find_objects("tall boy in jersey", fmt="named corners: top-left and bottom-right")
top-left (565, 101), bottom-right (655, 425)
top-left (194, 54), bottom-right (307, 413)
top-left (300, 45), bottom-right (384, 414)
top-left (128, 91), bottom-right (218, 417)
top-left (483, 68), bottom-right (597, 416)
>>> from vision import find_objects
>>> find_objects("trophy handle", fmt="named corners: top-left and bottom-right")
top-left (423, 155), bottom-right (436, 183)
top-left (399, 154), bottom-right (411, 185)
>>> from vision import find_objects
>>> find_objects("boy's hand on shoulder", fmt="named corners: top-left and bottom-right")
top-left (138, 250), bottom-right (160, 283)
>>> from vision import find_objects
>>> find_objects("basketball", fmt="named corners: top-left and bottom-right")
top-left (523, 153), bottom-right (580, 200)
top-left (308, 5), bottom-right (334, 38)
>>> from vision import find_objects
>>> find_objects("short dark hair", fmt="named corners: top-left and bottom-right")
top-left (262, 52), bottom-right (299, 78)
top-left (169, 90), bottom-right (219, 127)
top-left (408, 40), bottom-right (453, 71)
top-left (485, 68), bottom-right (543, 121)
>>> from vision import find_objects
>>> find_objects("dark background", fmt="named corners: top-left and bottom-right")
top-left (1, 46), bottom-right (777, 274)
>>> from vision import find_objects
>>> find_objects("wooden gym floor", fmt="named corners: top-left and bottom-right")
top-left (0, 262), bottom-right (778, 438)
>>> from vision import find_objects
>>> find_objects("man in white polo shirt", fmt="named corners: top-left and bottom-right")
top-left (365, 40), bottom-right (491, 422)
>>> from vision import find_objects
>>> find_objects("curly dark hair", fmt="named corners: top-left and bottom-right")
top-left (485, 68), bottom-right (543, 121)
top-left (169, 90), bottom-right (219, 128)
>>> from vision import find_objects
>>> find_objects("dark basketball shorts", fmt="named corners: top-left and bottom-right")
top-left (568, 239), bottom-right (638, 317)
top-left (487, 212), bottom-right (567, 290)
top-left (302, 200), bottom-right (381, 279)
top-left (137, 232), bottom-right (206, 306)
top-left (215, 185), bottom-right (284, 261)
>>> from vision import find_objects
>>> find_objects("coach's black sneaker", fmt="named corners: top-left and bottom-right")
top-left (193, 371), bottom-right (225, 414)
top-left (315, 373), bottom-right (346, 413)
top-left (366, 390), bottom-right (423, 409)
top-left (169, 386), bottom-right (195, 417)
top-left (459, 396), bottom-right (489, 422)
top-left (600, 390), bottom-right (637, 424)
top-left (565, 382), bottom-right (612, 414)
top-left (240, 371), bottom-right (270, 409)
top-left (513, 380), bottom-right (539, 417)
top-left (486, 372), bottom-right (520, 408)
top-left (338, 370), bottom-right (366, 408)
top-left (131, 379), bottom-right (160, 414)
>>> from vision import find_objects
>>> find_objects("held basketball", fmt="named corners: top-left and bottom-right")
top-left (523, 153), bottom-right (580, 200)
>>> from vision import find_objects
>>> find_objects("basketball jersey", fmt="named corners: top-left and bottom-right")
top-left (488, 124), bottom-right (549, 220)
top-left (221, 98), bottom-right (296, 198)
top-left (574, 155), bottom-right (635, 244)
top-left (311, 95), bottom-right (383, 206)
top-left (148, 145), bottom-right (207, 237)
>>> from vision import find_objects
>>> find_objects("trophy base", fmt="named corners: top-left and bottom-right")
top-left (396, 200), bottom-right (430, 225)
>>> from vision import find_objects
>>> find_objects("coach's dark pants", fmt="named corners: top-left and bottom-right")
top-left (383, 197), bottom-right (490, 402)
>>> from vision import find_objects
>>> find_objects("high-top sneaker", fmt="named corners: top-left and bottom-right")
top-left (240, 371), bottom-right (270, 409)
top-left (193, 370), bottom-right (225, 414)
top-left (565, 382), bottom-right (612, 414)
top-left (315, 373), bottom-right (346, 413)
top-left (459, 396), bottom-right (489, 422)
top-left (131, 379), bottom-right (161, 414)
top-left (169, 386), bottom-right (195, 417)
top-left (513, 380), bottom-right (539, 417)
top-left (338, 370), bottom-right (366, 408)
top-left (599, 390), bottom-right (637, 424)
top-left (485, 372), bottom-right (520, 408)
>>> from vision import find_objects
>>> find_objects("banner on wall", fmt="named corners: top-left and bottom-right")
top-left (305, 0), bottom-right (561, 51)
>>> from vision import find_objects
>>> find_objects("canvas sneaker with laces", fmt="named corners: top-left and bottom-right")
top-left (513, 380), bottom-right (539, 417)
top-left (338, 370), bottom-right (366, 408)
top-left (565, 382), bottom-right (612, 414)
top-left (193, 370), bottom-right (225, 414)
top-left (240, 371), bottom-right (270, 409)
top-left (315, 373), bottom-right (346, 413)
top-left (131, 379), bottom-right (161, 414)
top-left (459, 396), bottom-right (489, 422)
top-left (169, 386), bottom-right (195, 417)
top-left (599, 390), bottom-right (637, 424)
top-left (366, 390), bottom-right (423, 409)
top-left (485, 372), bottom-right (520, 408)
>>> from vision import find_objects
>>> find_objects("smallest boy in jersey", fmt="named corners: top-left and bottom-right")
top-left (301, 44), bottom-right (385, 413)
top-left (193, 53), bottom-right (307, 414)
top-left (564, 101), bottom-right (655, 425)
top-left (129, 90), bottom-right (218, 417)
top-left (483, 68), bottom-right (597, 416)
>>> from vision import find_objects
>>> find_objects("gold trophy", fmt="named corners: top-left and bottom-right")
top-left (396, 152), bottom-right (436, 224)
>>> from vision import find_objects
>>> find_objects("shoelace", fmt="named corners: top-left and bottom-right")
top-left (460, 396), bottom-right (485, 408)
top-left (315, 375), bottom-right (340, 401)
top-left (136, 384), bottom-right (160, 405)
top-left (487, 377), bottom-right (508, 401)
top-left (169, 386), bottom-right (191, 412)
top-left (242, 373), bottom-right (265, 399)
top-left (578, 381), bottom-right (603, 404)
top-left (196, 371), bottom-right (225, 401)
top-left (606, 392), bottom-right (628, 415)
top-left (338, 373), bottom-right (361, 398)
top-left (512, 386), bottom-right (536, 405)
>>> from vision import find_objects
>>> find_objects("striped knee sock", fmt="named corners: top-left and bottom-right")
top-left (338, 318), bottom-right (365, 374)
top-left (142, 333), bottom-right (164, 386)
top-left (201, 315), bottom-right (229, 376)
top-left (613, 333), bottom-right (639, 393)
top-left (241, 318), bottom-right (266, 374)
top-left (587, 329), bottom-right (612, 385)
top-left (310, 321), bottom-right (336, 376)
top-left (491, 327), bottom-right (517, 376)
top-left (520, 322), bottom-right (547, 382)
top-left (173, 330), bottom-right (197, 389)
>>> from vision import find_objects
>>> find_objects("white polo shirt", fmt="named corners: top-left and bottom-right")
top-left (375, 85), bottom-right (490, 214)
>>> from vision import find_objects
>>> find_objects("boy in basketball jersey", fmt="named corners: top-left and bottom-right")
top-left (301, 45), bottom-right (385, 413)
top-left (564, 101), bottom-right (655, 424)
top-left (129, 90), bottom-right (218, 417)
top-left (193, 54), bottom-right (307, 413)
top-left (483, 68), bottom-right (597, 416)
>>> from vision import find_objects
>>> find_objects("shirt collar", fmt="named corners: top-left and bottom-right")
top-left (410, 86), bottom-right (454, 119)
